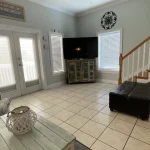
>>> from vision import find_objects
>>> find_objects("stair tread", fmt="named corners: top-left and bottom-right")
top-left (136, 76), bottom-right (148, 79)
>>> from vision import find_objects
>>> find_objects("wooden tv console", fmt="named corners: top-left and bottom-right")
top-left (66, 59), bottom-right (96, 84)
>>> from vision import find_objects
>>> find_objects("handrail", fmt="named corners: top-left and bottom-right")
top-left (118, 36), bottom-right (150, 85)
top-left (122, 36), bottom-right (150, 60)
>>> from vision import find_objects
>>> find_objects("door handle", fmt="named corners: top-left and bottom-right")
top-left (19, 64), bottom-right (23, 66)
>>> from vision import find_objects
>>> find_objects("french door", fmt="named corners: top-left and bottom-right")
top-left (0, 31), bottom-right (42, 99)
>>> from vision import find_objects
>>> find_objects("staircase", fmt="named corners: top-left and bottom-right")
top-left (118, 36), bottom-right (150, 85)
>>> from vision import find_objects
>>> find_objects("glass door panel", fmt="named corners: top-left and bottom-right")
top-left (0, 31), bottom-right (21, 99)
top-left (0, 36), bottom-right (16, 88)
top-left (19, 38), bottom-right (38, 82)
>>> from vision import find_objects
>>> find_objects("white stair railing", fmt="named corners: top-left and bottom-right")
top-left (118, 36), bottom-right (150, 85)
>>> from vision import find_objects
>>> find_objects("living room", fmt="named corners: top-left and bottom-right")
top-left (0, 0), bottom-right (150, 150)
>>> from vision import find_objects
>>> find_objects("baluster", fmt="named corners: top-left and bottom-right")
top-left (142, 43), bottom-right (146, 76)
top-left (122, 60), bottom-right (124, 82)
top-left (118, 54), bottom-right (123, 85)
top-left (132, 52), bottom-right (135, 81)
top-left (137, 47), bottom-right (140, 76)
top-left (127, 56), bottom-right (130, 80)
top-left (148, 41), bottom-right (150, 70)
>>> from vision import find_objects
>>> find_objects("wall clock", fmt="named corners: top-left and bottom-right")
top-left (101, 11), bottom-right (117, 30)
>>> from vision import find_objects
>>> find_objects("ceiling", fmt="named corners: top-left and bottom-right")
top-left (29, 0), bottom-right (128, 16)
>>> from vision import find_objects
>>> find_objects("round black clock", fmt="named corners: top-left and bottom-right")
top-left (101, 11), bottom-right (117, 30)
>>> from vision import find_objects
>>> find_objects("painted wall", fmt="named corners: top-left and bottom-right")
top-left (77, 0), bottom-right (150, 82)
top-left (0, 0), bottom-right (77, 86)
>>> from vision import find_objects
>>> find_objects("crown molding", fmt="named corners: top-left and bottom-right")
top-left (28, 0), bottom-right (129, 17)
top-left (76, 0), bottom-right (129, 17)
top-left (28, 0), bottom-right (75, 16)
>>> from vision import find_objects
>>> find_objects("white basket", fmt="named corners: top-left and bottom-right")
top-left (6, 106), bottom-right (37, 135)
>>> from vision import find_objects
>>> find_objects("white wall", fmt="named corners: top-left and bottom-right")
top-left (77, 0), bottom-right (150, 82)
top-left (0, 0), bottom-right (77, 87)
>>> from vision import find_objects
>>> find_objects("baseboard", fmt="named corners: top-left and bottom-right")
top-left (47, 81), bottom-right (65, 89)
top-left (97, 79), bottom-right (118, 84)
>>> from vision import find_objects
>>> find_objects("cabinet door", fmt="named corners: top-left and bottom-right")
top-left (88, 60), bottom-right (95, 81)
top-left (68, 62), bottom-right (76, 83)
top-left (76, 61), bottom-right (82, 82)
top-left (82, 61), bottom-right (89, 81)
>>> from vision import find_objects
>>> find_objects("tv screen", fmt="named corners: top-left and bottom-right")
top-left (63, 37), bottom-right (98, 59)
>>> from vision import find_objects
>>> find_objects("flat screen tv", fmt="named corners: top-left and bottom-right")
top-left (63, 37), bottom-right (98, 59)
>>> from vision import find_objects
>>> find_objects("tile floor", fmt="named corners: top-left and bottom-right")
top-left (2, 82), bottom-right (150, 150)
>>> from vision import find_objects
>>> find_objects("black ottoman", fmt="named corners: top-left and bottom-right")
top-left (128, 83), bottom-right (150, 120)
top-left (109, 81), bottom-right (137, 112)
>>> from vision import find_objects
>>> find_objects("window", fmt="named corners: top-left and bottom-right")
top-left (98, 30), bottom-right (121, 71)
top-left (50, 33), bottom-right (64, 75)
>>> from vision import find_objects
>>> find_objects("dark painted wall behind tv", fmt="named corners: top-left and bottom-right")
top-left (63, 37), bottom-right (98, 59)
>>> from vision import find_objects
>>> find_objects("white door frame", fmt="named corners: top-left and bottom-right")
top-left (0, 24), bottom-right (47, 91)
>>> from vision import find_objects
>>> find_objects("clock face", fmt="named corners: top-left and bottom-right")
top-left (101, 11), bottom-right (117, 30)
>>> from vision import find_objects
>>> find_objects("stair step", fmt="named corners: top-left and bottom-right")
top-left (136, 76), bottom-right (148, 80)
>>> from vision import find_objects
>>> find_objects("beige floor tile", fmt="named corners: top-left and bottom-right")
top-left (89, 93), bottom-right (104, 99)
top-left (56, 101), bottom-right (73, 109)
top-left (26, 98), bottom-right (45, 106)
top-left (84, 96), bottom-right (99, 102)
top-left (67, 92), bottom-right (78, 97)
top-left (91, 140), bottom-right (116, 150)
top-left (74, 130), bottom-right (96, 148)
top-left (99, 128), bottom-right (128, 150)
top-left (45, 106), bottom-right (63, 115)
top-left (95, 98), bottom-right (109, 105)
top-left (66, 104), bottom-right (84, 113)
top-left (80, 120), bottom-right (106, 138)
top-left (109, 118), bottom-right (134, 135)
top-left (54, 110), bottom-right (75, 121)
top-left (36, 102), bottom-right (54, 110)
top-left (48, 98), bottom-right (64, 105)
top-left (38, 111), bottom-right (52, 119)
top-left (131, 125), bottom-right (150, 144)
top-left (100, 107), bottom-right (118, 117)
top-left (30, 106), bottom-right (42, 113)
top-left (11, 100), bottom-right (32, 108)
top-left (47, 116), bottom-right (63, 125)
top-left (59, 95), bottom-right (72, 100)
top-left (75, 93), bottom-right (88, 98)
top-left (66, 97), bottom-right (81, 103)
top-left (53, 93), bottom-right (63, 98)
top-left (66, 114), bottom-right (88, 129)
top-left (75, 100), bottom-right (93, 107)
top-left (124, 137), bottom-right (150, 150)
top-left (106, 84), bottom-right (117, 88)
top-left (78, 108), bottom-right (98, 119)
top-left (116, 113), bottom-right (137, 124)
top-left (40, 95), bottom-right (56, 101)
top-left (59, 123), bottom-right (77, 134)
top-left (92, 113), bottom-right (114, 126)
top-left (87, 103), bottom-right (105, 111)
top-left (31, 91), bottom-right (46, 98)
top-left (101, 95), bottom-right (109, 100)
top-left (136, 119), bottom-right (150, 130)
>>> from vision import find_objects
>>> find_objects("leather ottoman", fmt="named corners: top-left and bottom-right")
top-left (109, 81), bottom-right (150, 120)
top-left (127, 83), bottom-right (150, 120)
top-left (109, 81), bottom-right (137, 112)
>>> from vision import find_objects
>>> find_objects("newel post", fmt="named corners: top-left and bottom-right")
top-left (118, 54), bottom-right (123, 85)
